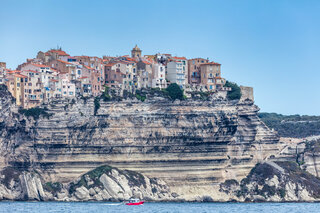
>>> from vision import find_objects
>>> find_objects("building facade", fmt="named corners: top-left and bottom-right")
top-left (187, 58), bottom-right (209, 85)
top-left (166, 57), bottom-right (188, 89)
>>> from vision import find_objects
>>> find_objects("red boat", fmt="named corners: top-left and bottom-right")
top-left (125, 198), bottom-right (144, 205)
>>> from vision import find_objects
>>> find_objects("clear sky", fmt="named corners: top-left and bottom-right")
top-left (0, 0), bottom-right (319, 115)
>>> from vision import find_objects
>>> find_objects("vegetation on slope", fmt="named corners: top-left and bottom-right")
top-left (259, 112), bottom-right (320, 138)
top-left (18, 107), bottom-right (53, 120)
top-left (166, 83), bottom-right (184, 100)
top-left (224, 81), bottom-right (241, 100)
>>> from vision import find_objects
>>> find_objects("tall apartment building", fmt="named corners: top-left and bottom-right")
top-left (152, 63), bottom-right (167, 89)
top-left (200, 62), bottom-right (223, 90)
top-left (187, 58), bottom-right (209, 85)
top-left (166, 57), bottom-right (188, 89)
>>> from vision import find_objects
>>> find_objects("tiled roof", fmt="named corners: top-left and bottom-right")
top-left (7, 70), bottom-right (21, 74)
top-left (23, 70), bottom-right (39, 73)
top-left (105, 63), bottom-right (117, 67)
top-left (14, 74), bottom-right (28, 78)
top-left (84, 65), bottom-right (94, 70)
top-left (201, 62), bottom-right (221, 65)
top-left (57, 59), bottom-right (73, 65)
top-left (141, 60), bottom-right (151, 65)
top-left (31, 64), bottom-right (49, 68)
top-left (48, 49), bottom-right (70, 56)
top-left (188, 58), bottom-right (208, 61)
top-left (172, 56), bottom-right (187, 60)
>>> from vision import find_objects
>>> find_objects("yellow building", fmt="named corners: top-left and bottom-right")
top-left (6, 71), bottom-right (28, 106)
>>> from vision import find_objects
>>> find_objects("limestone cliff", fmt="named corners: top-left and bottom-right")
top-left (1, 85), bottom-right (316, 202)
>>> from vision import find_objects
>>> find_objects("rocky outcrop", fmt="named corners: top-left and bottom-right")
top-left (0, 165), bottom-right (174, 201)
top-left (220, 161), bottom-right (320, 202)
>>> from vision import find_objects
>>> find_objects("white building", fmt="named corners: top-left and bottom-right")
top-left (152, 63), bottom-right (167, 89)
top-left (166, 57), bottom-right (188, 89)
top-left (59, 74), bottom-right (76, 98)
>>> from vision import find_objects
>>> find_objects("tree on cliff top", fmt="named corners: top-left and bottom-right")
top-left (225, 81), bottom-right (241, 100)
top-left (166, 83), bottom-right (184, 100)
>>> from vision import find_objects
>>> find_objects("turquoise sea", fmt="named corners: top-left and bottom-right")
top-left (0, 202), bottom-right (319, 213)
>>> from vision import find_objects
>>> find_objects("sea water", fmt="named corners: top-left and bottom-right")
top-left (0, 202), bottom-right (319, 213)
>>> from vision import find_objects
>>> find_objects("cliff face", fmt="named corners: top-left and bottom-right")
top-left (0, 85), bottom-right (287, 201)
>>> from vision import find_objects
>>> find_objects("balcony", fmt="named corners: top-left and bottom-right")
top-left (191, 77), bottom-right (200, 83)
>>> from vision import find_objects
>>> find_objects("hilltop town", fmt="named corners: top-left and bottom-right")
top-left (0, 45), bottom-right (230, 108)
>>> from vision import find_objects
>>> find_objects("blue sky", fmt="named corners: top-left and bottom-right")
top-left (0, 0), bottom-right (319, 115)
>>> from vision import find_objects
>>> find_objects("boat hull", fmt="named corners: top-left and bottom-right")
top-left (125, 201), bottom-right (144, 205)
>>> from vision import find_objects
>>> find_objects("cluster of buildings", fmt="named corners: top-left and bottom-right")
top-left (0, 45), bottom-right (227, 108)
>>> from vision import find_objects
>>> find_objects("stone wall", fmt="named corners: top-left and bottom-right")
top-left (240, 86), bottom-right (254, 102)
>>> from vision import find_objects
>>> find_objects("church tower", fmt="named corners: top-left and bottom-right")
top-left (131, 45), bottom-right (142, 58)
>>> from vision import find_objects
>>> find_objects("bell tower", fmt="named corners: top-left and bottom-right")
top-left (131, 45), bottom-right (142, 58)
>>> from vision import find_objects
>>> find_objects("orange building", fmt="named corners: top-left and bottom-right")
top-left (187, 58), bottom-right (209, 85)
top-left (200, 62), bottom-right (223, 91)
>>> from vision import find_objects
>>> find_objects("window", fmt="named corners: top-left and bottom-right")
top-left (69, 92), bottom-right (73, 95)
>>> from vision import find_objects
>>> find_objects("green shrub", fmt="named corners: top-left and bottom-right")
top-left (94, 97), bottom-right (100, 115)
top-left (278, 188), bottom-right (286, 198)
top-left (44, 182), bottom-right (62, 194)
top-left (136, 94), bottom-right (146, 102)
top-left (18, 107), bottom-right (53, 120)
top-left (166, 83), bottom-right (184, 100)
top-left (101, 86), bottom-right (111, 101)
top-left (224, 81), bottom-right (241, 100)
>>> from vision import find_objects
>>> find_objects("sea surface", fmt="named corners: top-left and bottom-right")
top-left (0, 202), bottom-right (319, 213)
